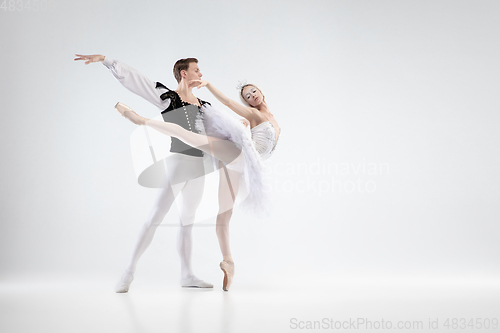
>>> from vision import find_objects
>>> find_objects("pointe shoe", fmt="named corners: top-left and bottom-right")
top-left (115, 270), bottom-right (134, 293)
top-left (220, 260), bottom-right (234, 291)
top-left (114, 102), bottom-right (146, 125)
top-left (180, 276), bottom-right (214, 288)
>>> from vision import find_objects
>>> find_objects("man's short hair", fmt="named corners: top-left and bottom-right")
top-left (173, 58), bottom-right (198, 83)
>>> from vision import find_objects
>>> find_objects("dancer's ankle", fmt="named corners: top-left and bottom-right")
top-left (223, 255), bottom-right (233, 262)
top-left (124, 267), bottom-right (135, 275)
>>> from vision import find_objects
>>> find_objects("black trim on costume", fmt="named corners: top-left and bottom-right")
top-left (154, 81), bottom-right (211, 157)
top-left (155, 81), bottom-right (171, 91)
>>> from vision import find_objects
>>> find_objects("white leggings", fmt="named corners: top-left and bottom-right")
top-left (124, 154), bottom-right (205, 280)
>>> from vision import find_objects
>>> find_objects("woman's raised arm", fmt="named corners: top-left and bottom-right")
top-left (190, 80), bottom-right (256, 120)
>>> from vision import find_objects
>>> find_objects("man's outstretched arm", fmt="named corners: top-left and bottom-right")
top-left (74, 54), bottom-right (170, 110)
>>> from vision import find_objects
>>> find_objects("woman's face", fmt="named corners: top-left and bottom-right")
top-left (242, 85), bottom-right (263, 107)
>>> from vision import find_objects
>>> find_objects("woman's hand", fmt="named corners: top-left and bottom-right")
top-left (74, 54), bottom-right (105, 65)
top-left (189, 80), bottom-right (209, 89)
top-left (239, 118), bottom-right (250, 127)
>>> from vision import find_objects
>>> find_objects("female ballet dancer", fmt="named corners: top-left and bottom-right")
top-left (115, 81), bottom-right (280, 291)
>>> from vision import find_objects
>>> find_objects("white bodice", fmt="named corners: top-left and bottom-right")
top-left (251, 121), bottom-right (279, 160)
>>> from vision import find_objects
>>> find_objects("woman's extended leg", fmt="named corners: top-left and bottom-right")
top-left (115, 102), bottom-right (242, 166)
top-left (146, 119), bottom-right (242, 166)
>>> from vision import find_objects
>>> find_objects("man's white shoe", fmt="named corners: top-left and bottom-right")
top-left (115, 271), bottom-right (134, 293)
top-left (180, 276), bottom-right (213, 288)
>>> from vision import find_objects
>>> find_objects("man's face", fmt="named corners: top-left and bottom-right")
top-left (182, 62), bottom-right (202, 82)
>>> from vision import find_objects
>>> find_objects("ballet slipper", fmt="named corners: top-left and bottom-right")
top-left (115, 102), bottom-right (147, 125)
top-left (220, 260), bottom-right (234, 291)
top-left (180, 276), bottom-right (214, 288)
top-left (115, 270), bottom-right (134, 293)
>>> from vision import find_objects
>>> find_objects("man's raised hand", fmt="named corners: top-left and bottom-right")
top-left (74, 54), bottom-right (105, 65)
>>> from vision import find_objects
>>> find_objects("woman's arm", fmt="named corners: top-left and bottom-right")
top-left (190, 80), bottom-right (256, 120)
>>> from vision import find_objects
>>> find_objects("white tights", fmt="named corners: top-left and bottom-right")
top-left (124, 155), bottom-right (205, 281)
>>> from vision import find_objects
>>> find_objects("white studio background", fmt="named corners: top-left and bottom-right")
top-left (1, 0), bottom-right (499, 288)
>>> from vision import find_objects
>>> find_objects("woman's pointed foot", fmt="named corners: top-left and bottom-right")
top-left (220, 260), bottom-right (234, 291)
top-left (115, 102), bottom-right (147, 125)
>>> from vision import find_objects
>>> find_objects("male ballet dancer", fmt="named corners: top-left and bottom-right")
top-left (75, 54), bottom-right (213, 292)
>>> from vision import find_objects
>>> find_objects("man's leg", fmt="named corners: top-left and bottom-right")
top-left (115, 184), bottom-right (181, 293)
top-left (177, 174), bottom-right (213, 288)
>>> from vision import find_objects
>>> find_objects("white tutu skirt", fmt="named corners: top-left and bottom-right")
top-left (196, 104), bottom-right (271, 216)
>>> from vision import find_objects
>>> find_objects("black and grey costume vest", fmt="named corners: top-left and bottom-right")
top-left (155, 82), bottom-right (211, 157)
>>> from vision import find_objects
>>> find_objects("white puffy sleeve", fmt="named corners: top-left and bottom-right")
top-left (102, 57), bottom-right (170, 110)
